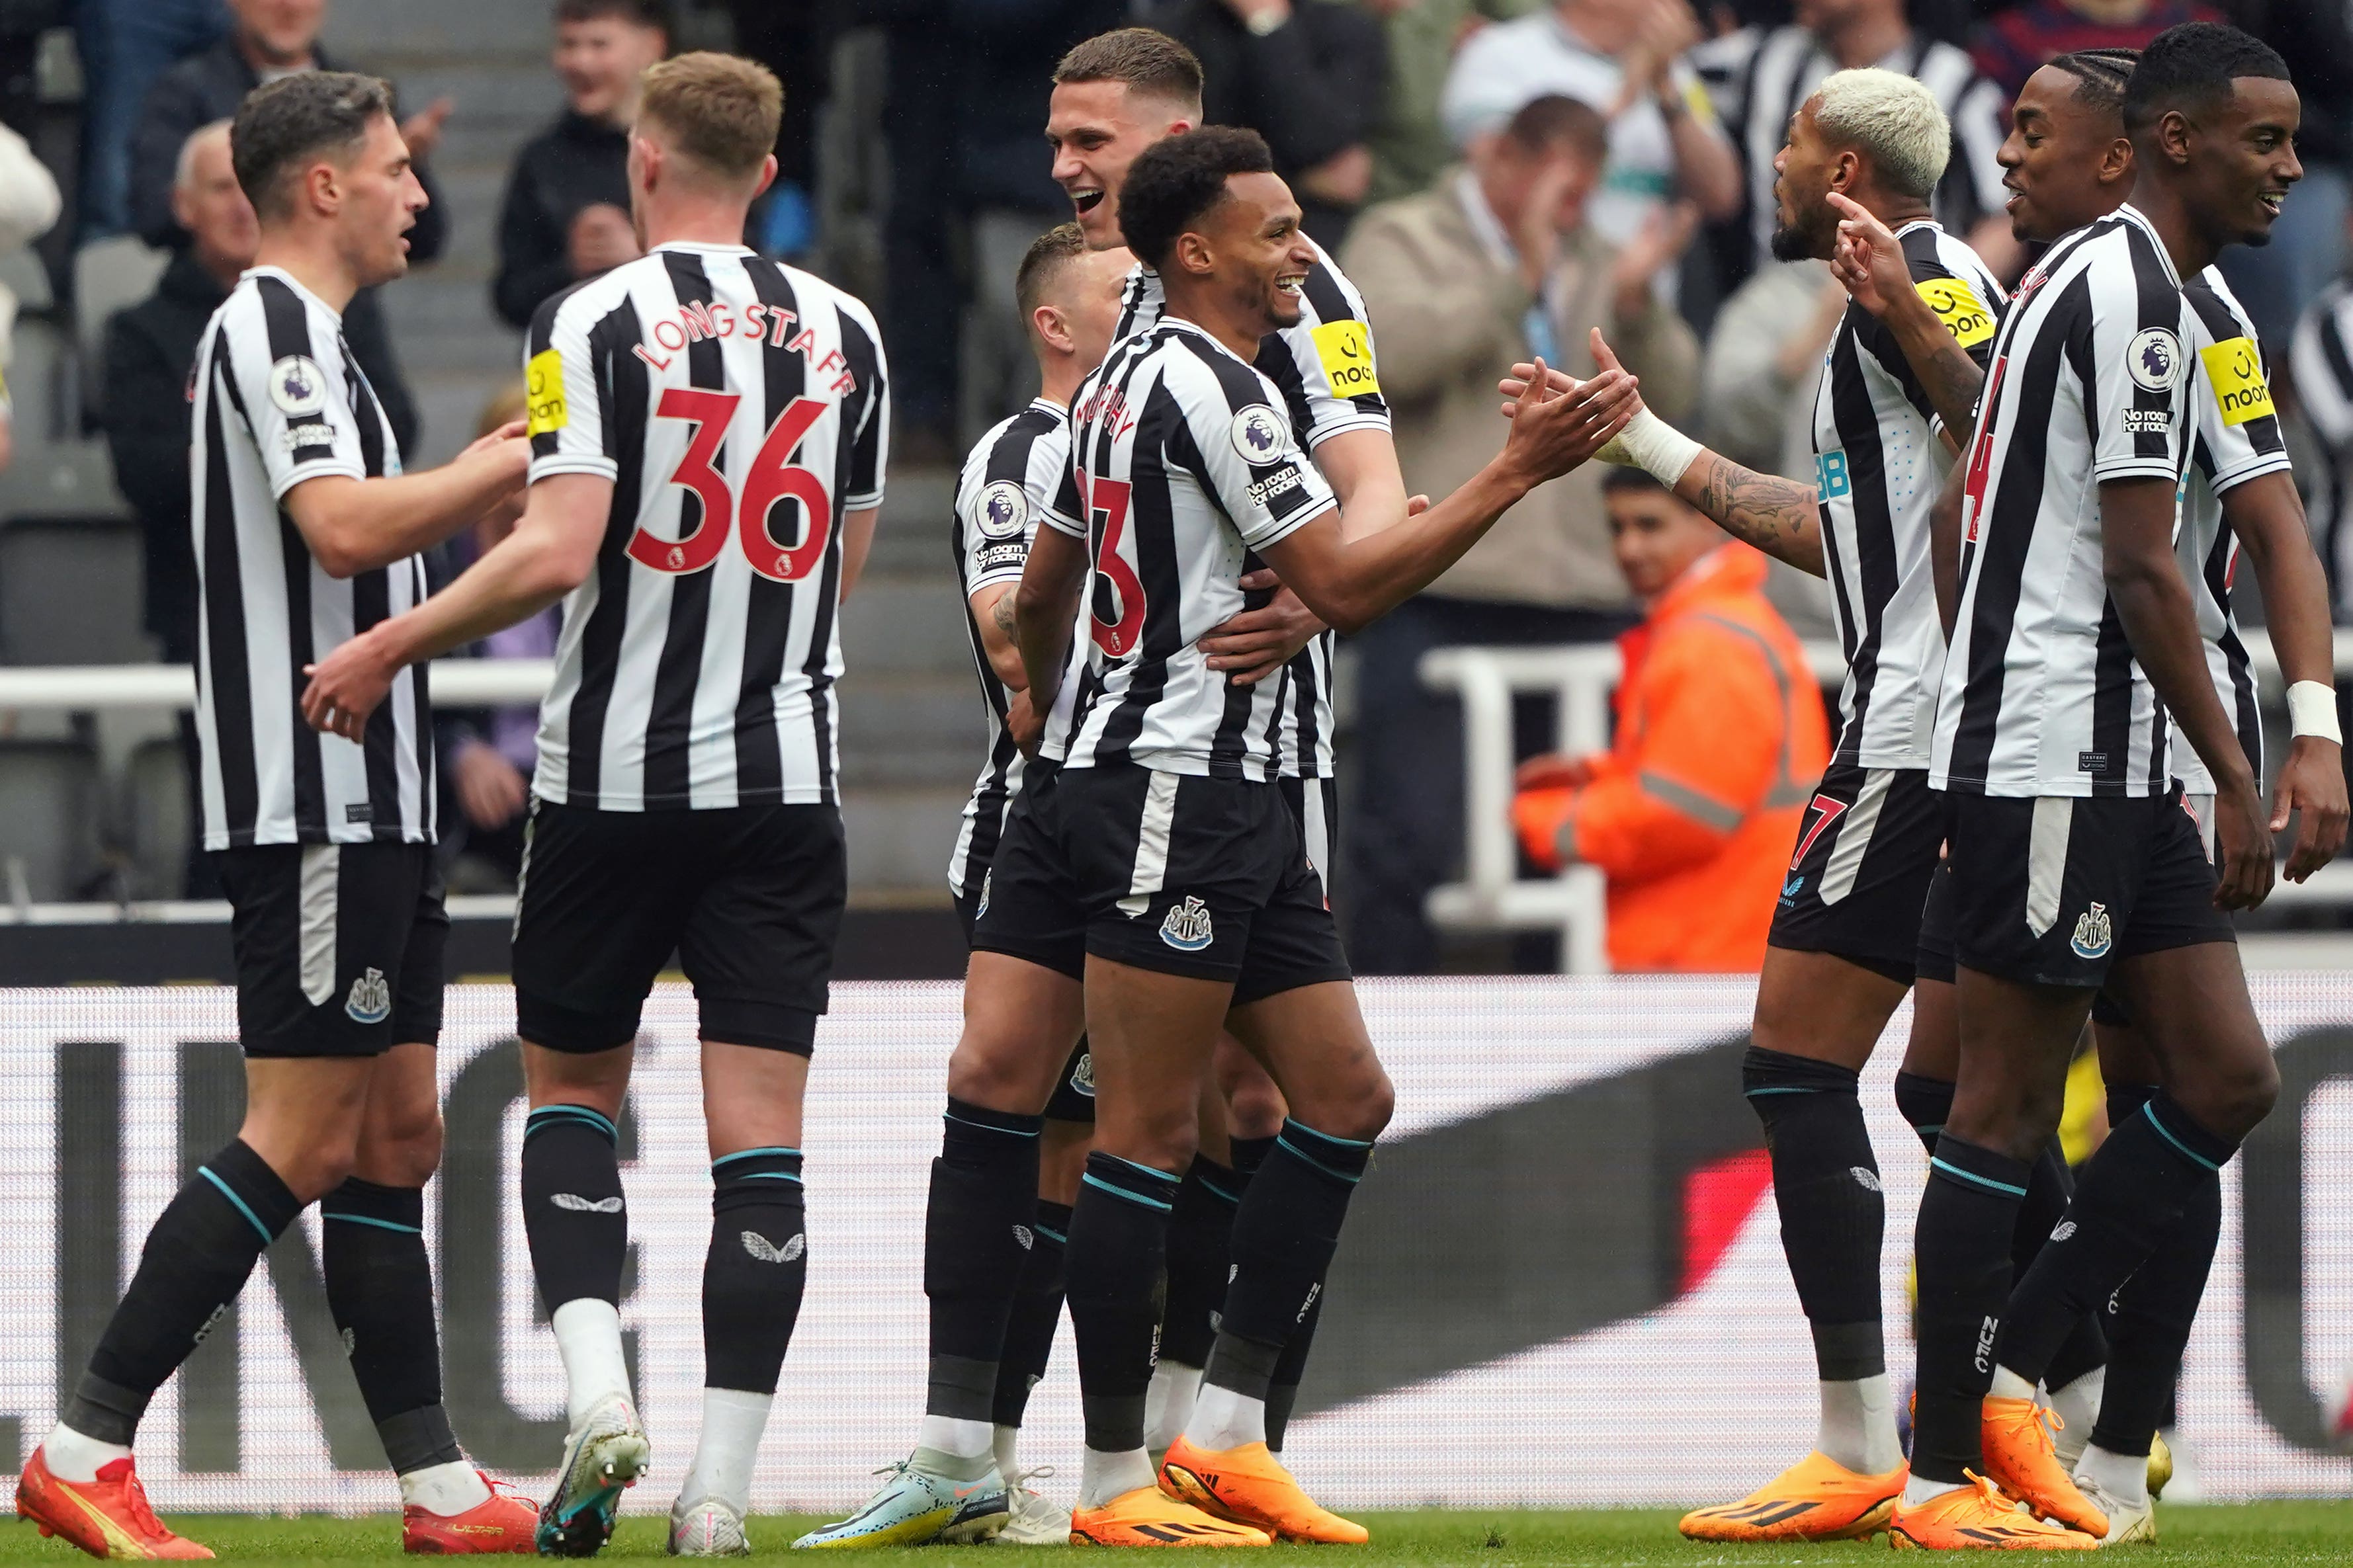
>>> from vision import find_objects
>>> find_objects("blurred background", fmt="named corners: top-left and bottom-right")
top-left (4, 0), bottom-right (2353, 983)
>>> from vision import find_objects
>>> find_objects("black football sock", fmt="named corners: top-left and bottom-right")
top-left (992, 1200), bottom-right (1071, 1430)
top-left (2090, 1086), bottom-right (2215, 1460)
top-left (67, 1139), bottom-right (302, 1444)
top-left (321, 1178), bottom-right (464, 1475)
top-left (2017, 1142), bottom-right (2109, 1395)
top-left (1066, 1153), bottom-right (1179, 1453)
top-left (1895, 1071), bottom-right (1955, 1154)
top-left (703, 1149), bottom-right (807, 1395)
top-left (2000, 1091), bottom-right (2237, 1389)
top-left (1160, 1156), bottom-right (1244, 1370)
top-left (1744, 1048), bottom-right (1886, 1382)
top-left (1229, 1135), bottom-right (1275, 1178)
top-left (521, 1104), bottom-right (627, 1311)
top-left (1911, 1135), bottom-right (2031, 1485)
top-left (924, 1098), bottom-right (1043, 1421)
top-left (1263, 1286), bottom-right (1322, 1453)
top-left (1207, 1121), bottom-right (1372, 1397)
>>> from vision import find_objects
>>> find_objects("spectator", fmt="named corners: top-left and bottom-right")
top-left (99, 120), bottom-right (253, 897)
top-left (128, 0), bottom-right (450, 456)
top-left (1696, 257), bottom-right (1844, 474)
top-left (2289, 257), bottom-right (2353, 619)
top-left (1512, 470), bottom-right (1830, 972)
top-left (1362, 0), bottom-right (1542, 208)
top-left (1338, 93), bottom-right (1700, 973)
top-left (1969, 0), bottom-right (2218, 100)
top-left (1691, 0), bottom-right (2012, 288)
top-left (0, 114), bottom-right (60, 474)
top-left (74, 0), bottom-right (226, 241)
top-left (1152, 0), bottom-right (1390, 245)
top-left (492, 0), bottom-right (669, 331)
top-left (1438, 0), bottom-right (1742, 255)
top-left (439, 382), bottom-right (552, 890)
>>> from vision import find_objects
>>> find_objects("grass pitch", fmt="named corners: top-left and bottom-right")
top-left (5, 1506), bottom-right (2350, 1565)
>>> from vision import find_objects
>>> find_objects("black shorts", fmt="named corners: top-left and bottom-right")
top-left (1916, 857), bottom-right (1957, 986)
top-left (1767, 762), bottom-right (1944, 983)
top-left (513, 799), bottom-right (847, 1055)
top-left (214, 841), bottom-right (447, 1057)
top-left (1944, 788), bottom-right (2233, 989)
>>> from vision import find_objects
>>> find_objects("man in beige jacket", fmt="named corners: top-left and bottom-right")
top-left (1338, 91), bottom-right (1698, 971)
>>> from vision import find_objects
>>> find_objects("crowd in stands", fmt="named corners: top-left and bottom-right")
top-left (6, 0), bottom-right (2353, 965)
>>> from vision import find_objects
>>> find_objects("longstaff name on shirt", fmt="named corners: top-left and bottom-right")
top-left (631, 298), bottom-right (859, 392)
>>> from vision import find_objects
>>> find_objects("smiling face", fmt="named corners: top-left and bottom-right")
top-left (1607, 483), bottom-right (1720, 600)
top-left (1047, 79), bottom-right (1194, 250)
top-left (554, 13), bottom-right (669, 124)
top-left (1998, 65), bottom-right (2132, 244)
top-left (2180, 75), bottom-right (2303, 249)
top-left (230, 0), bottom-right (323, 67)
top-left (1185, 171), bottom-right (1316, 339)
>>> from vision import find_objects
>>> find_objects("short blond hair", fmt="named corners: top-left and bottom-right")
top-left (1811, 68), bottom-right (1951, 201)
top-left (638, 51), bottom-right (781, 184)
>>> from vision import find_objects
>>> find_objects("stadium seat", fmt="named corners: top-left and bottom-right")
top-left (120, 734), bottom-right (191, 901)
top-left (0, 517), bottom-right (155, 665)
top-left (0, 738), bottom-right (103, 902)
top-left (73, 236), bottom-right (167, 393)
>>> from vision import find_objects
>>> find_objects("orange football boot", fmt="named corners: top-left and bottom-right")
top-left (1067, 1485), bottom-right (1269, 1547)
top-left (1676, 1450), bottom-right (1904, 1542)
top-left (402, 1473), bottom-right (538, 1555)
top-left (1158, 1436), bottom-right (1368, 1544)
top-left (1982, 1397), bottom-right (2108, 1536)
top-left (16, 1450), bottom-right (212, 1560)
top-left (1888, 1471), bottom-right (2098, 1550)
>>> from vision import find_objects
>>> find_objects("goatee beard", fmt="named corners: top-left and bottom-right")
top-left (1768, 223), bottom-right (1815, 262)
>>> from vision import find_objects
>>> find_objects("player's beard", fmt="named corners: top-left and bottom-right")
top-left (1768, 213), bottom-right (1822, 262)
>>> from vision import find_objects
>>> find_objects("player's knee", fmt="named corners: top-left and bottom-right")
top-left (2176, 1046), bottom-right (2278, 1143)
top-left (1222, 1069), bottom-right (1288, 1139)
top-left (364, 1104), bottom-right (444, 1188)
top-left (1314, 1063), bottom-right (1393, 1144)
top-left (945, 1027), bottom-right (1054, 1114)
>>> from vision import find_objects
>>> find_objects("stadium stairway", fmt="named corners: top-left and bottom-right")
top-left (327, 4), bottom-right (974, 901)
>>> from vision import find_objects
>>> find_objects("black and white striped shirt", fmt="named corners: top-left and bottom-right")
top-left (2288, 278), bottom-right (2353, 616)
top-left (1933, 205), bottom-right (2192, 798)
top-left (948, 399), bottom-right (1081, 896)
top-left (193, 267), bottom-right (431, 849)
top-left (1045, 318), bottom-right (1339, 779)
top-left (2173, 268), bottom-right (2289, 795)
top-left (1691, 27), bottom-right (2008, 284)
top-left (1112, 237), bottom-right (1385, 778)
top-left (523, 242), bottom-right (888, 811)
top-left (1813, 220), bottom-right (2002, 768)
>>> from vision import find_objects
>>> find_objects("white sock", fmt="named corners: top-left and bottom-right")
top-left (2074, 1440), bottom-right (2148, 1510)
top-left (2048, 1367), bottom-right (2104, 1467)
top-left (1817, 1375), bottom-right (1904, 1475)
top-left (679, 1388), bottom-right (772, 1513)
top-left (41, 1424), bottom-right (130, 1485)
top-left (992, 1424), bottom-right (1023, 1480)
top-left (1989, 1365), bottom-right (2036, 1401)
top-left (550, 1298), bottom-right (634, 1430)
top-left (399, 1460), bottom-right (492, 1516)
top-left (1903, 1473), bottom-right (1967, 1507)
top-left (1181, 1381), bottom-right (1266, 1452)
top-left (914, 1414), bottom-right (996, 1464)
top-left (1078, 1446), bottom-right (1156, 1510)
top-left (1142, 1362), bottom-right (1201, 1457)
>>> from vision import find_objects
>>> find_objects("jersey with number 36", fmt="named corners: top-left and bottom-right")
top-left (523, 241), bottom-right (889, 811)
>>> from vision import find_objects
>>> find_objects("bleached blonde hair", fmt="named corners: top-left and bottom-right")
top-left (1811, 67), bottom-right (1951, 200)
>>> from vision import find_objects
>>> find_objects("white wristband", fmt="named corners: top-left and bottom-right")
top-left (2288, 680), bottom-right (2342, 743)
top-left (1595, 407), bottom-right (1702, 487)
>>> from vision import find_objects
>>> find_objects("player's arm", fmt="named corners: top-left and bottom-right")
top-left (2221, 470), bottom-right (2348, 879)
top-left (1826, 194), bottom-right (1989, 450)
top-left (1256, 364), bottom-right (1637, 632)
top-left (2101, 474), bottom-right (2273, 909)
top-left (300, 473), bottom-right (611, 741)
top-left (1508, 333), bottom-right (1825, 575)
top-left (1930, 472), bottom-right (1964, 637)
top-left (972, 583), bottom-right (1027, 690)
top-left (282, 430), bottom-right (531, 579)
top-left (839, 505), bottom-right (879, 602)
top-left (1011, 523), bottom-right (1088, 748)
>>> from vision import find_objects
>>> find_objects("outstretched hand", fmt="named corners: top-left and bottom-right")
top-left (1496, 355), bottom-right (1640, 487)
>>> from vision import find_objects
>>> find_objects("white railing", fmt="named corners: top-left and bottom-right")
top-left (1420, 629), bottom-right (2353, 973)
top-left (0, 659), bottom-right (556, 711)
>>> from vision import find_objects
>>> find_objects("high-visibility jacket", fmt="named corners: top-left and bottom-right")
top-left (1517, 543), bottom-right (1829, 971)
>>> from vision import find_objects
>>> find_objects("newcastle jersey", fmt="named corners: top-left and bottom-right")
top-left (1045, 317), bottom-right (1338, 780)
top-left (523, 242), bottom-right (888, 811)
top-left (1933, 205), bottom-right (2192, 798)
top-left (2172, 267), bottom-right (2289, 795)
top-left (1113, 235), bottom-right (1385, 778)
top-left (192, 266), bottom-right (431, 848)
top-left (948, 398), bottom-right (1082, 893)
top-left (1811, 220), bottom-right (2002, 769)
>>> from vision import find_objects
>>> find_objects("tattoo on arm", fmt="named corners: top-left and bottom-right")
top-left (990, 591), bottom-right (1017, 641)
top-left (1914, 339), bottom-right (1986, 447)
top-left (1681, 452), bottom-right (1826, 576)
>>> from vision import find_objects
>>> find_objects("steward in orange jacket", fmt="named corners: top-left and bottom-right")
top-left (1516, 476), bottom-right (1829, 971)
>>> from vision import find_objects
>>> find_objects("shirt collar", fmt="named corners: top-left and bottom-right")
top-left (2114, 203), bottom-right (2182, 288)
top-left (1455, 168), bottom-right (1518, 268)
top-left (651, 239), bottom-right (755, 257)
top-left (241, 264), bottom-right (341, 323)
